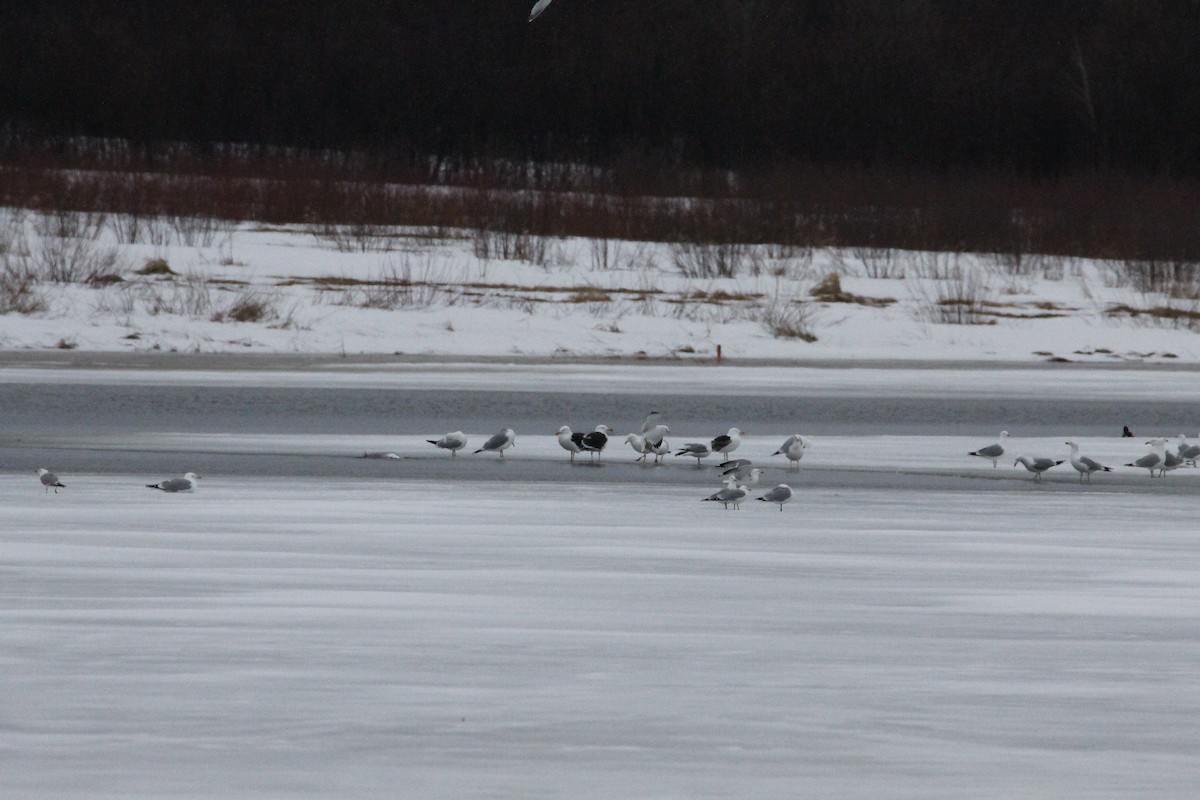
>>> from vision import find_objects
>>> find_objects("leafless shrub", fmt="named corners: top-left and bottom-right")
top-left (910, 250), bottom-right (961, 280)
top-left (853, 245), bottom-right (903, 279)
top-left (0, 259), bottom-right (46, 314)
top-left (1117, 258), bottom-right (1200, 298)
top-left (138, 273), bottom-right (215, 317)
top-left (912, 269), bottom-right (995, 325)
top-left (213, 292), bottom-right (275, 323)
top-left (670, 240), bottom-right (757, 278)
top-left (336, 255), bottom-right (453, 310)
top-left (28, 215), bottom-right (125, 283)
top-left (171, 214), bottom-right (233, 248)
top-left (761, 300), bottom-right (818, 341)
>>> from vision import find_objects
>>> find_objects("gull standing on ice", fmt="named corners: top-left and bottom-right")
top-left (674, 442), bottom-right (711, 466)
top-left (1066, 441), bottom-right (1113, 483)
top-left (722, 463), bottom-right (764, 486)
top-left (772, 434), bottom-right (808, 470)
top-left (1161, 448), bottom-right (1185, 476)
top-left (475, 428), bottom-right (516, 458)
top-left (1126, 438), bottom-right (1166, 477)
top-left (528, 0), bottom-right (555, 22)
top-left (710, 428), bottom-right (743, 459)
top-left (703, 483), bottom-right (747, 510)
top-left (969, 431), bottom-right (1010, 468)
top-left (1176, 434), bottom-right (1200, 467)
top-left (557, 426), bottom-right (584, 462)
top-left (427, 431), bottom-right (468, 456)
top-left (758, 484), bottom-right (794, 511)
top-left (37, 468), bottom-right (65, 493)
top-left (624, 432), bottom-right (650, 461)
top-left (1013, 455), bottom-right (1063, 482)
top-left (580, 424), bottom-right (614, 462)
top-left (147, 472), bottom-right (201, 492)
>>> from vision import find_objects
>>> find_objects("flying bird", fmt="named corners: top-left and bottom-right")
top-left (772, 434), bottom-right (808, 470)
top-left (528, 0), bottom-right (555, 22)
top-left (427, 431), bottom-right (468, 456)
top-left (1013, 455), bottom-right (1063, 482)
top-left (37, 468), bottom-right (65, 494)
top-left (1066, 441), bottom-right (1113, 483)
top-left (757, 484), bottom-right (794, 511)
top-left (475, 428), bottom-right (516, 458)
top-left (969, 430), bottom-right (1010, 468)
top-left (147, 472), bottom-right (201, 493)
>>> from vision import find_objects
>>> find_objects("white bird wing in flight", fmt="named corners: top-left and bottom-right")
top-left (529, 0), bottom-right (555, 22)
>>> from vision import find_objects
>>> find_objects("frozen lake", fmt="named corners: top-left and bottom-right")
top-left (3, 360), bottom-right (1200, 797)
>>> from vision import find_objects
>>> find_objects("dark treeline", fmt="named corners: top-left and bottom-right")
top-left (2, 0), bottom-right (1199, 177)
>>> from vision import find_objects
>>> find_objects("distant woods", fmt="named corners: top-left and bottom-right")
top-left (2, 0), bottom-right (1200, 177)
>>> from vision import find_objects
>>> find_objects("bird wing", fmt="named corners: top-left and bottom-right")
top-left (711, 435), bottom-right (732, 450)
top-left (1079, 456), bottom-right (1105, 471)
top-left (529, 0), bottom-right (554, 22)
top-left (973, 443), bottom-right (1004, 458)
top-left (482, 432), bottom-right (509, 450)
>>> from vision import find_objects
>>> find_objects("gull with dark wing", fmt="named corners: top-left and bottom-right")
top-left (37, 468), bottom-right (66, 494)
top-left (1066, 441), bottom-right (1113, 483)
top-left (757, 484), bottom-right (794, 511)
top-left (475, 428), bottom-right (516, 458)
top-left (557, 426), bottom-right (584, 462)
top-left (1014, 455), bottom-right (1063, 482)
top-left (580, 424), bottom-right (614, 462)
top-left (427, 431), bottom-right (468, 457)
top-left (147, 472), bottom-right (201, 493)
top-left (710, 427), bottom-right (743, 459)
top-left (969, 430), bottom-right (1010, 468)
top-left (721, 463), bottom-right (764, 487)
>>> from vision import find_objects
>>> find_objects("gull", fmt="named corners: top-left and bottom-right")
top-left (529, 0), bottom-right (555, 22)
top-left (359, 451), bottom-right (400, 459)
top-left (147, 472), bottom-right (201, 492)
top-left (624, 432), bottom-right (650, 461)
top-left (37, 468), bottom-right (65, 494)
top-left (643, 423), bottom-right (670, 449)
top-left (717, 458), bottom-right (751, 473)
top-left (644, 435), bottom-right (670, 464)
top-left (475, 428), bottom-right (516, 458)
top-left (969, 430), bottom-right (1010, 468)
top-left (580, 424), bottom-right (614, 462)
top-left (771, 434), bottom-right (808, 470)
top-left (702, 483), bottom-right (747, 510)
top-left (1161, 448), bottom-right (1185, 476)
top-left (1013, 455), bottom-right (1063, 482)
top-left (557, 426), bottom-right (584, 462)
top-left (427, 431), bottom-right (468, 457)
top-left (1126, 438), bottom-right (1167, 477)
top-left (757, 484), bottom-right (794, 511)
top-left (722, 464), bottom-right (764, 486)
top-left (674, 442), bottom-right (711, 466)
top-left (711, 427), bottom-right (743, 458)
top-left (1176, 433), bottom-right (1200, 466)
top-left (1066, 441), bottom-right (1113, 483)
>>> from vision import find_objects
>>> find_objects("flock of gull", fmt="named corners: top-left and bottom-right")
top-left (34, 417), bottom-right (1198, 507)
top-left (428, 410), bottom-right (807, 511)
top-left (969, 430), bottom-right (1200, 481)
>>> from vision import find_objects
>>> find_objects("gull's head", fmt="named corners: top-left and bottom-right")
top-left (597, 424), bottom-right (614, 434)
top-left (1066, 441), bottom-right (1079, 450)
top-left (36, 468), bottom-right (48, 476)
top-left (184, 472), bottom-right (201, 480)
top-left (728, 427), bottom-right (742, 436)
top-left (556, 425), bottom-right (570, 435)
top-left (999, 431), bottom-right (1010, 441)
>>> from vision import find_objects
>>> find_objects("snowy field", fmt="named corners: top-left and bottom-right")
top-left (4, 473), bottom-right (1200, 799)
top-left (4, 210), bottom-right (1200, 363)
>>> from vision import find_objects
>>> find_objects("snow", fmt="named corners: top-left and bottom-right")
top-left (3, 212), bottom-right (1200, 363)
top-left (4, 475), bottom-right (1200, 798)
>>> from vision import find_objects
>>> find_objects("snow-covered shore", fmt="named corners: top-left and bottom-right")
top-left (3, 213), bottom-right (1200, 363)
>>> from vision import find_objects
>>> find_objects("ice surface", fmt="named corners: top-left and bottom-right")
top-left (3, 475), bottom-right (1199, 798)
